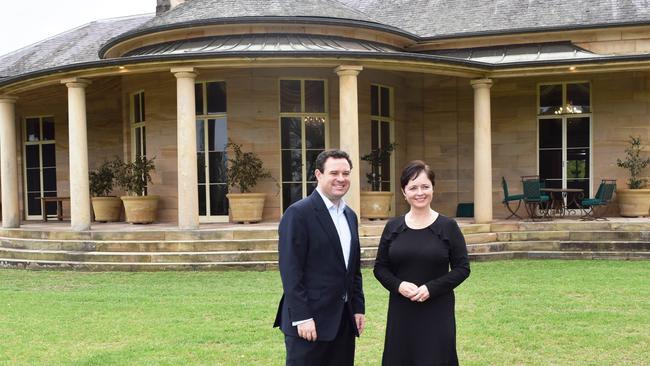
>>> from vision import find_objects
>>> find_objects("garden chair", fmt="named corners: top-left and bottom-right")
top-left (501, 177), bottom-right (524, 219)
top-left (521, 175), bottom-right (551, 221)
top-left (580, 179), bottom-right (616, 220)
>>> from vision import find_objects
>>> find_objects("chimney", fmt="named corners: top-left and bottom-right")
top-left (156, 0), bottom-right (186, 15)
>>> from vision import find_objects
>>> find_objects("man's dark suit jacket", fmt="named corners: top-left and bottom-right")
top-left (274, 191), bottom-right (365, 341)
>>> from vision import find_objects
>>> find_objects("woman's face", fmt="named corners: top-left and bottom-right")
top-left (402, 170), bottom-right (433, 210)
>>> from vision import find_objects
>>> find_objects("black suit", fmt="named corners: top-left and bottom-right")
top-left (274, 191), bottom-right (365, 365)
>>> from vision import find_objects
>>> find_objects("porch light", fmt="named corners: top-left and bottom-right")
top-left (553, 101), bottom-right (582, 114)
top-left (569, 66), bottom-right (576, 71)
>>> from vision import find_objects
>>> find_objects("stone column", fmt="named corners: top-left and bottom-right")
top-left (471, 78), bottom-right (494, 223)
top-left (62, 78), bottom-right (92, 231)
top-left (0, 96), bottom-right (20, 228)
top-left (172, 67), bottom-right (199, 229)
top-left (335, 65), bottom-right (363, 216)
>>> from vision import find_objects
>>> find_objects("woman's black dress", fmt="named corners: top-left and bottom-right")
top-left (374, 215), bottom-right (470, 366)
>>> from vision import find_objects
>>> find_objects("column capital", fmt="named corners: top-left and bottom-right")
top-left (335, 65), bottom-right (363, 77)
top-left (0, 95), bottom-right (18, 103)
top-left (171, 67), bottom-right (198, 79)
top-left (61, 78), bottom-right (91, 88)
top-left (470, 78), bottom-right (493, 89)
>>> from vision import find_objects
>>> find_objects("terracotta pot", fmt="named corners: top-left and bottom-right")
top-left (616, 188), bottom-right (650, 217)
top-left (91, 196), bottom-right (122, 222)
top-left (360, 191), bottom-right (393, 219)
top-left (121, 195), bottom-right (159, 224)
top-left (227, 193), bottom-right (266, 223)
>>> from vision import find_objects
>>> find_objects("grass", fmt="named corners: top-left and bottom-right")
top-left (0, 260), bottom-right (648, 365)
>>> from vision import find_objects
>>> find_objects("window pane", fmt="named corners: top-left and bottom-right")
top-left (195, 83), bottom-right (203, 115)
top-left (135, 128), bottom-right (142, 158)
top-left (208, 118), bottom-right (228, 152)
top-left (567, 117), bottom-right (589, 148)
top-left (282, 150), bottom-right (302, 182)
top-left (539, 150), bottom-right (562, 180)
top-left (41, 144), bottom-right (56, 167)
top-left (281, 117), bottom-right (302, 149)
top-left (196, 120), bottom-right (205, 152)
top-left (280, 80), bottom-right (301, 113)
top-left (380, 121), bottom-right (391, 184)
top-left (140, 93), bottom-right (146, 121)
top-left (371, 120), bottom-right (378, 150)
top-left (306, 149), bottom-right (323, 181)
top-left (198, 184), bottom-right (206, 215)
top-left (539, 119), bottom-right (562, 148)
top-left (133, 93), bottom-right (142, 123)
top-left (42, 117), bottom-right (55, 140)
top-left (305, 80), bottom-right (325, 113)
top-left (304, 116), bottom-right (325, 149)
top-left (44, 191), bottom-right (58, 215)
top-left (42, 168), bottom-right (57, 191)
top-left (566, 148), bottom-right (589, 179)
top-left (567, 83), bottom-right (590, 114)
top-left (27, 192), bottom-right (41, 216)
top-left (371, 85), bottom-right (379, 116)
top-left (26, 168), bottom-right (40, 191)
top-left (26, 118), bottom-right (40, 141)
top-left (142, 126), bottom-right (146, 157)
top-left (282, 183), bottom-right (302, 211)
top-left (197, 152), bottom-right (206, 183)
top-left (307, 182), bottom-right (316, 196)
top-left (380, 87), bottom-right (390, 117)
top-left (26, 145), bottom-right (40, 168)
top-left (210, 184), bottom-right (229, 216)
top-left (209, 152), bottom-right (227, 183)
top-left (207, 82), bottom-right (227, 114)
top-left (539, 84), bottom-right (562, 115)
top-left (567, 179), bottom-right (589, 209)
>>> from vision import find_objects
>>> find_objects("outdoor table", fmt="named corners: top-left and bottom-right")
top-left (39, 196), bottom-right (70, 222)
top-left (540, 188), bottom-right (584, 217)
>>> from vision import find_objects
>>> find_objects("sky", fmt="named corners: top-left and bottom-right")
top-left (0, 0), bottom-right (155, 56)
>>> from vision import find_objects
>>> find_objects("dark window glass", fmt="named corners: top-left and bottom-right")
top-left (307, 183), bottom-right (316, 197)
top-left (566, 148), bottom-right (590, 179)
top-left (282, 150), bottom-right (302, 182)
top-left (539, 84), bottom-right (562, 115)
top-left (44, 191), bottom-right (58, 215)
top-left (305, 80), bottom-right (325, 113)
top-left (26, 118), bottom-right (40, 141)
top-left (281, 117), bottom-right (302, 150)
top-left (539, 150), bottom-right (562, 180)
top-left (566, 83), bottom-right (590, 113)
top-left (142, 126), bottom-right (146, 157)
top-left (209, 152), bottom-right (227, 184)
top-left (26, 145), bottom-right (40, 168)
top-left (208, 118), bottom-right (228, 151)
top-left (198, 184), bottom-right (206, 215)
top-left (567, 117), bottom-right (590, 148)
top-left (134, 93), bottom-right (142, 123)
top-left (371, 85), bottom-right (379, 116)
top-left (280, 80), bottom-right (301, 113)
top-left (140, 93), bottom-right (146, 121)
top-left (195, 83), bottom-right (203, 115)
top-left (371, 120), bottom-right (378, 150)
top-left (42, 117), bottom-right (55, 140)
top-left (26, 168), bottom-right (40, 191)
top-left (306, 149), bottom-right (323, 182)
top-left (196, 120), bottom-right (205, 152)
top-left (381, 121), bottom-right (391, 184)
top-left (27, 192), bottom-right (41, 216)
top-left (41, 144), bottom-right (56, 167)
top-left (135, 128), bottom-right (142, 158)
top-left (380, 87), bottom-right (390, 117)
top-left (207, 82), bottom-right (227, 114)
top-left (282, 183), bottom-right (302, 211)
top-left (543, 179), bottom-right (562, 189)
top-left (42, 168), bottom-right (57, 191)
top-left (210, 184), bottom-right (229, 215)
top-left (381, 182), bottom-right (391, 192)
top-left (304, 117), bottom-right (325, 149)
top-left (197, 152), bottom-right (206, 184)
top-left (539, 119), bottom-right (562, 149)
top-left (567, 179), bottom-right (589, 209)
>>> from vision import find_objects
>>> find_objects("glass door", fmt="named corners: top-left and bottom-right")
top-left (23, 117), bottom-right (57, 219)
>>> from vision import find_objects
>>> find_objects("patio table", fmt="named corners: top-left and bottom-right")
top-left (540, 188), bottom-right (584, 217)
top-left (39, 196), bottom-right (70, 222)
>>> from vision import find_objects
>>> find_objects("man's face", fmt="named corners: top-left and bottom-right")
top-left (315, 157), bottom-right (351, 202)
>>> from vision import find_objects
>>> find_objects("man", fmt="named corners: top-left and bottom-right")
top-left (274, 149), bottom-right (365, 366)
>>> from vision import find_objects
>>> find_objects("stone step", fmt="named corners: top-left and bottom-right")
top-left (468, 241), bottom-right (650, 253)
top-left (496, 230), bottom-right (650, 242)
top-left (0, 228), bottom-right (280, 241)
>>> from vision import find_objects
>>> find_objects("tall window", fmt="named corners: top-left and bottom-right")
top-left (370, 84), bottom-right (394, 192)
top-left (195, 81), bottom-right (228, 219)
top-left (130, 91), bottom-right (146, 160)
top-left (279, 79), bottom-right (328, 211)
top-left (23, 116), bottom-right (57, 218)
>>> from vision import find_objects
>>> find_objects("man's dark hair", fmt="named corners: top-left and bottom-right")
top-left (314, 149), bottom-right (353, 173)
top-left (400, 160), bottom-right (435, 190)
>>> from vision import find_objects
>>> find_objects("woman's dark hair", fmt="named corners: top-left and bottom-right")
top-left (400, 160), bottom-right (435, 190)
top-left (315, 149), bottom-right (353, 173)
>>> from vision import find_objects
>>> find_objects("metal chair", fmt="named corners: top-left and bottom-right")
top-left (501, 177), bottom-right (524, 219)
top-left (521, 176), bottom-right (551, 220)
top-left (581, 179), bottom-right (616, 220)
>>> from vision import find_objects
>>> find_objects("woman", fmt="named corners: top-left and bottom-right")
top-left (374, 160), bottom-right (470, 365)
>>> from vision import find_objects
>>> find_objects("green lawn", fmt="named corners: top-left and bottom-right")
top-left (1, 260), bottom-right (648, 365)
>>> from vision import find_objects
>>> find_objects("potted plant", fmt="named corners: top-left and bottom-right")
top-left (360, 142), bottom-right (396, 219)
top-left (225, 141), bottom-right (272, 223)
top-left (616, 136), bottom-right (650, 217)
top-left (89, 160), bottom-right (122, 222)
top-left (113, 156), bottom-right (159, 224)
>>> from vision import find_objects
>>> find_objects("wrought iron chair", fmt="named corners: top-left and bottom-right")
top-left (501, 177), bottom-right (524, 219)
top-left (521, 175), bottom-right (551, 220)
top-left (580, 179), bottom-right (617, 220)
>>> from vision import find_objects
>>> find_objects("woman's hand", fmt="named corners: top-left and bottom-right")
top-left (410, 285), bottom-right (430, 303)
top-left (398, 281), bottom-right (419, 298)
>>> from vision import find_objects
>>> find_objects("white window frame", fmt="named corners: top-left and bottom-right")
top-left (22, 115), bottom-right (57, 220)
top-left (130, 90), bottom-right (146, 161)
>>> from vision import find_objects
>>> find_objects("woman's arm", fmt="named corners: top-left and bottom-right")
top-left (424, 220), bottom-right (470, 299)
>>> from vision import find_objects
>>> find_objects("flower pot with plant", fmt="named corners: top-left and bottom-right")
top-left (360, 142), bottom-right (396, 219)
top-left (616, 136), bottom-right (650, 217)
top-left (225, 141), bottom-right (272, 223)
top-left (114, 156), bottom-right (159, 224)
top-left (89, 160), bottom-right (122, 222)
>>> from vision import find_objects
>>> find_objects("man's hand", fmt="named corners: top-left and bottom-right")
top-left (297, 319), bottom-right (317, 341)
top-left (354, 313), bottom-right (366, 335)
top-left (410, 285), bottom-right (430, 303)
top-left (398, 281), bottom-right (419, 299)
